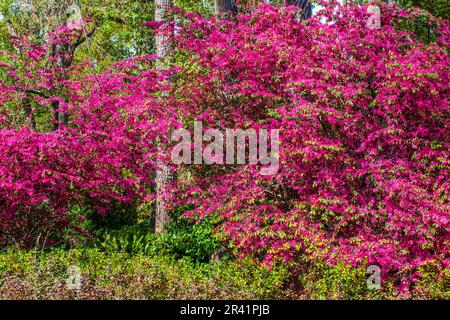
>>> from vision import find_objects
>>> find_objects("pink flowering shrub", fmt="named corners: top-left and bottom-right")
top-left (0, 37), bottom-right (179, 245)
top-left (0, 0), bottom-right (448, 293)
top-left (166, 2), bottom-right (450, 290)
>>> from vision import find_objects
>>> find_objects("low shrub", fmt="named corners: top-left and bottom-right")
top-left (0, 248), bottom-right (288, 300)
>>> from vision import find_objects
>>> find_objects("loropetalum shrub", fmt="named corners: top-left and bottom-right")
top-left (0, 32), bottom-right (180, 246)
top-left (164, 2), bottom-right (450, 292)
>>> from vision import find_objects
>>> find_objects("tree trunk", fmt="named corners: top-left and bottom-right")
top-left (155, 0), bottom-right (172, 63)
top-left (154, 0), bottom-right (173, 234)
top-left (23, 96), bottom-right (36, 130)
top-left (50, 38), bottom-right (72, 130)
top-left (215, 0), bottom-right (237, 17)
top-left (215, 0), bottom-right (227, 16)
top-left (285, 0), bottom-right (313, 20)
top-left (155, 156), bottom-right (172, 234)
top-left (49, 2), bottom-right (82, 130)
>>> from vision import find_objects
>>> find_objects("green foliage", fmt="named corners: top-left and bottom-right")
top-left (0, 0), bottom-right (156, 69)
top-left (151, 218), bottom-right (222, 262)
top-left (306, 263), bottom-right (374, 299)
top-left (0, 248), bottom-right (288, 299)
top-left (397, 0), bottom-right (450, 20)
top-left (92, 212), bottom-right (221, 263)
top-left (289, 261), bottom-right (393, 300)
top-left (90, 202), bottom-right (140, 228)
top-left (174, 0), bottom-right (214, 16)
top-left (1, 248), bottom-right (445, 299)
top-left (93, 225), bottom-right (154, 254)
top-left (74, 0), bottom-right (156, 65)
top-left (414, 261), bottom-right (450, 299)
top-left (353, 0), bottom-right (448, 44)
top-left (395, 7), bottom-right (442, 44)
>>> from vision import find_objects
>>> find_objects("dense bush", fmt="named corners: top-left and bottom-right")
top-left (166, 2), bottom-right (450, 294)
top-left (0, 39), bottom-right (177, 246)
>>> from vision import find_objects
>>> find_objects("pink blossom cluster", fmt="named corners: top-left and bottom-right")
top-left (166, 2), bottom-right (450, 288)
top-left (0, 35), bottom-right (179, 245)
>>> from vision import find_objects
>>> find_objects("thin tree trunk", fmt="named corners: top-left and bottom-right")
top-left (23, 96), bottom-right (36, 130)
top-left (155, 155), bottom-right (172, 234)
top-left (154, 0), bottom-right (173, 234)
top-left (49, 2), bottom-right (80, 130)
top-left (50, 43), bottom-right (71, 130)
top-left (285, 0), bottom-right (313, 20)
top-left (215, 0), bottom-right (237, 17)
top-left (215, 0), bottom-right (227, 16)
top-left (155, 0), bottom-right (172, 63)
